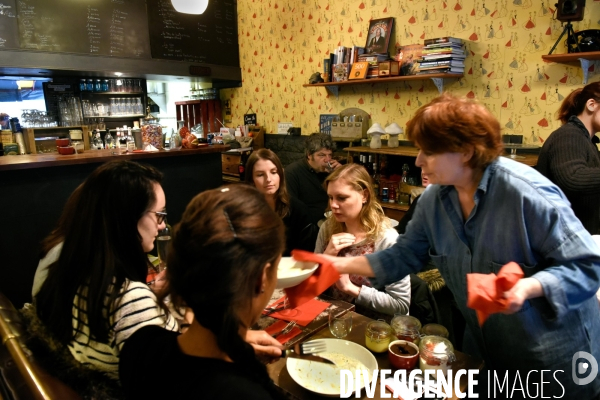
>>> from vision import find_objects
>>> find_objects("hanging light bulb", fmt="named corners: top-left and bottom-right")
top-left (171, 0), bottom-right (209, 14)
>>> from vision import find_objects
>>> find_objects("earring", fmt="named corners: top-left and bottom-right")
top-left (260, 289), bottom-right (265, 293)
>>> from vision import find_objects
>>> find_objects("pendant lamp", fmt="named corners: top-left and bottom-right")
top-left (171, 0), bottom-right (208, 14)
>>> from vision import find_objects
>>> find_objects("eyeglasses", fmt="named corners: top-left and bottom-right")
top-left (148, 210), bottom-right (167, 224)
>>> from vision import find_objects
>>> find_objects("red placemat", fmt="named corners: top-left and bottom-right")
top-left (264, 320), bottom-right (303, 345)
top-left (268, 297), bottom-right (330, 327)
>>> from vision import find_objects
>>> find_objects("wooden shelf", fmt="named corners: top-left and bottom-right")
top-left (542, 51), bottom-right (600, 84)
top-left (303, 73), bottom-right (463, 97)
top-left (380, 202), bottom-right (410, 211)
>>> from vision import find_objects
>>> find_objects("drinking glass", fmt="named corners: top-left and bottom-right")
top-left (277, 296), bottom-right (298, 318)
top-left (329, 310), bottom-right (352, 338)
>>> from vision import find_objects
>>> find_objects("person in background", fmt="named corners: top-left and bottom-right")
top-left (31, 160), bottom-right (179, 381)
top-left (285, 133), bottom-right (342, 226)
top-left (119, 185), bottom-right (286, 399)
top-left (536, 81), bottom-right (600, 235)
top-left (245, 148), bottom-right (318, 255)
top-left (319, 94), bottom-right (600, 398)
top-left (315, 163), bottom-right (410, 318)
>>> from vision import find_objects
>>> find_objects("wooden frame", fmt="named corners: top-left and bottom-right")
top-left (364, 18), bottom-right (394, 54)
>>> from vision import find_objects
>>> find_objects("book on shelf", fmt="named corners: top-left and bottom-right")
top-left (422, 46), bottom-right (466, 56)
top-left (366, 66), bottom-right (380, 78)
top-left (332, 63), bottom-right (351, 82)
top-left (421, 54), bottom-right (466, 61)
top-left (323, 58), bottom-right (331, 82)
top-left (418, 59), bottom-right (465, 68)
top-left (397, 44), bottom-right (424, 76)
top-left (349, 46), bottom-right (367, 65)
top-left (349, 62), bottom-right (369, 80)
top-left (358, 53), bottom-right (390, 63)
top-left (418, 66), bottom-right (464, 74)
top-left (423, 36), bottom-right (464, 46)
top-left (423, 42), bottom-right (465, 50)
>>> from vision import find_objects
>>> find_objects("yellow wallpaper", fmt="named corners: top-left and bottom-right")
top-left (222, 0), bottom-right (600, 143)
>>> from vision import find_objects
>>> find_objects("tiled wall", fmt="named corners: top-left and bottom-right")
top-left (222, 0), bottom-right (600, 143)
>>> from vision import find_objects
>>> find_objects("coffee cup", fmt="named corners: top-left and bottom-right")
top-left (388, 340), bottom-right (419, 370)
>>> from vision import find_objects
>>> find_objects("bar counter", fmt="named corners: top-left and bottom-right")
top-left (0, 145), bottom-right (229, 308)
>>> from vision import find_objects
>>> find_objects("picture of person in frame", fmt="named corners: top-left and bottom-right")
top-left (364, 18), bottom-right (394, 55)
top-left (367, 28), bottom-right (386, 53)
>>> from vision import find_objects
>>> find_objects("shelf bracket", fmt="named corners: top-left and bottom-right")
top-left (578, 58), bottom-right (592, 84)
top-left (430, 78), bottom-right (447, 94)
top-left (325, 85), bottom-right (339, 99)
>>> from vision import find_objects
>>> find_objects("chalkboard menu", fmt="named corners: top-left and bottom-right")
top-left (146, 0), bottom-right (239, 67)
top-left (15, 0), bottom-right (151, 58)
top-left (0, 0), bottom-right (19, 49)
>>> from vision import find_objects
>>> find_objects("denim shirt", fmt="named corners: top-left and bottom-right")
top-left (367, 157), bottom-right (600, 396)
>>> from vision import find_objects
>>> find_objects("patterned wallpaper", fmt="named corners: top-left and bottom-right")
top-left (221, 0), bottom-right (600, 143)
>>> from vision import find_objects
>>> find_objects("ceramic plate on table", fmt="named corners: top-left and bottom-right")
top-left (286, 338), bottom-right (378, 396)
top-left (276, 257), bottom-right (318, 289)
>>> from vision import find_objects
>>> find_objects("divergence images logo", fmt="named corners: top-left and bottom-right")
top-left (572, 351), bottom-right (599, 386)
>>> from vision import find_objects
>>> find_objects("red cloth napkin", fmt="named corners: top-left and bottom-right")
top-left (285, 250), bottom-right (340, 308)
top-left (467, 262), bottom-right (524, 326)
top-left (267, 297), bottom-right (330, 326)
top-left (264, 320), bottom-right (303, 344)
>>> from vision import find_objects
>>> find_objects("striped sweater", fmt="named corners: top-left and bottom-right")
top-left (69, 281), bottom-right (178, 379)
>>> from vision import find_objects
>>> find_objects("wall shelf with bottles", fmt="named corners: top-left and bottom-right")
top-left (303, 73), bottom-right (463, 98)
top-left (541, 51), bottom-right (600, 84)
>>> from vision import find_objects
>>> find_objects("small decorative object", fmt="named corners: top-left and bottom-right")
top-left (367, 122), bottom-right (385, 149)
top-left (364, 18), bottom-right (394, 54)
top-left (378, 61), bottom-right (400, 77)
top-left (385, 122), bottom-right (404, 148)
top-left (308, 72), bottom-right (325, 84)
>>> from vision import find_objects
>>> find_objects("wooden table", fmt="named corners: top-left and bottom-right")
top-left (267, 312), bottom-right (483, 400)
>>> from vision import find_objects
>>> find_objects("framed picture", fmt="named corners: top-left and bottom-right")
top-left (364, 18), bottom-right (394, 54)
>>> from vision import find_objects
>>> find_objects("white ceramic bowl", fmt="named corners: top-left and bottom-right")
top-left (286, 338), bottom-right (378, 396)
top-left (276, 257), bottom-right (318, 289)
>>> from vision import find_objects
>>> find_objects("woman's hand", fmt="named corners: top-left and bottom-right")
top-left (335, 274), bottom-right (361, 298)
top-left (149, 269), bottom-right (168, 295)
top-left (501, 277), bottom-right (544, 314)
top-left (324, 233), bottom-right (356, 256)
top-left (246, 330), bottom-right (283, 358)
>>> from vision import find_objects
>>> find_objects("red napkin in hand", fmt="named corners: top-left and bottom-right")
top-left (285, 250), bottom-right (341, 309)
top-left (268, 297), bottom-right (330, 326)
top-left (264, 320), bottom-right (303, 344)
top-left (467, 262), bottom-right (524, 326)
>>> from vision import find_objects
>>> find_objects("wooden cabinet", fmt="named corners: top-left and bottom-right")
top-left (221, 152), bottom-right (241, 176)
top-left (22, 125), bottom-right (90, 154)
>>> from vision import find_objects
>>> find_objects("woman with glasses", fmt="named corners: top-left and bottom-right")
top-left (30, 160), bottom-right (178, 381)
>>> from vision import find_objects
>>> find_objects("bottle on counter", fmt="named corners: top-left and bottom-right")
top-left (117, 128), bottom-right (127, 150)
top-left (92, 130), bottom-right (104, 150)
top-left (170, 128), bottom-right (182, 150)
top-left (104, 130), bottom-right (114, 149)
top-left (126, 128), bottom-right (136, 151)
top-left (398, 163), bottom-right (411, 205)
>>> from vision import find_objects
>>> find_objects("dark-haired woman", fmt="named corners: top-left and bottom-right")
top-left (119, 185), bottom-right (286, 399)
top-left (32, 160), bottom-right (178, 380)
top-left (537, 81), bottom-right (600, 234)
top-left (245, 148), bottom-right (318, 255)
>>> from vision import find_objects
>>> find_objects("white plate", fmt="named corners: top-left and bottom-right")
top-left (286, 338), bottom-right (378, 396)
top-left (276, 257), bottom-right (318, 289)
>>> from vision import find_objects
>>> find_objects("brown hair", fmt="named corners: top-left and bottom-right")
top-left (244, 148), bottom-right (290, 218)
top-left (322, 163), bottom-right (390, 240)
top-left (557, 82), bottom-right (600, 124)
top-left (407, 93), bottom-right (503, 170)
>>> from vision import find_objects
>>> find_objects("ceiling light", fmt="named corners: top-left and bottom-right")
top-left (115, 72), bottom-right (123, 77)
top-left (171, 0), bottom-right (208, 14)
top-left (16, 80), bottom-right (34, 89)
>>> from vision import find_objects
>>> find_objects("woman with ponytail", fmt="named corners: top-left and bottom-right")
top-left (537, 82), bottom-right (600, 234)
top-left (119, 185), bottom-right (286, 399)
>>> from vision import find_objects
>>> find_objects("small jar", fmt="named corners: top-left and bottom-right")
top-left (391, 314), bottom-right (421, 345)
top-left (365, 320), bottom-right (393, 353)
top-left (419, 336), bottom-right (455, 375)
top-left (421, 323), bottom-right (449, 339)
